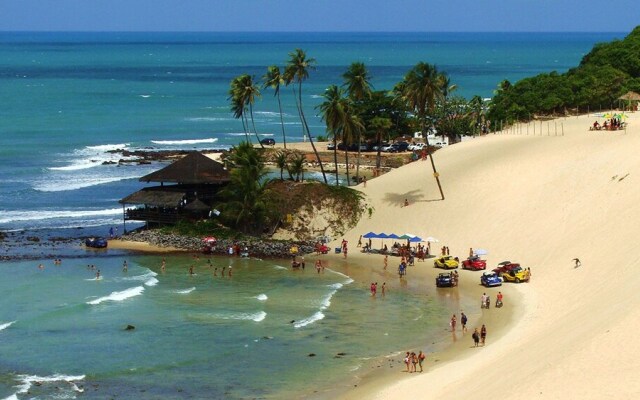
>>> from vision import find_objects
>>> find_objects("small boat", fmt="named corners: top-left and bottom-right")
top-left (85, 237), bottom-right (108, 248)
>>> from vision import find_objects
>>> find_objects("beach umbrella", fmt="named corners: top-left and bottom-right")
top-left (202, 236), bottom-right (217, 244)
top-left (425, 236), bottom-right (439, 243)
top-left (474, 248), bottom-right (488, 256)
top-left (387, 233), bottom-right (400, 239)
top-left (398, 234), bottom-right (413, 240)
top-left (498, 261), bottom-right (511, 265)
top-left (362, 232), bottom-right (378, 239)
top-left (409, 236), bottom-right (423, 242)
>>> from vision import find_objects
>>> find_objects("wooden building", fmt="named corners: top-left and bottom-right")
top-left (119, 152), bottom-right (230, 229)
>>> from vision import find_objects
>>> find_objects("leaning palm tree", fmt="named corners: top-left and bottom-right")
top-left (230, 74), bottom-right (264, 148)
top-left (342, 62), bottom-right (373, 183)
top-left (262, 65), bottom-right (288, 149)
top-left (317, 85), bottom-right (346, 185)
top-left (402, 62), bottom-right (446, 200)
top-left (341, 107), bottom-right (364, 186)
top-left (284, 49), bottom-right (328, 184)
top-left (369, 116), bottom-right (392, 172)
top-left (229, 81), bottom-right (250, 142)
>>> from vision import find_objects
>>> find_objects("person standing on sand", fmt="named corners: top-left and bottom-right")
top-left (450, 314), bottom-right (457, 332)
top-left (573, 258), bottom-right (581, 268)
top-left (363, 176), bottom-right (367, 188)
top-left (418, 350), bottom-right (425, 372)
top-left (404, 352), bottom-right (411, 372)
top-left (384, 255), bottom-right (388, 270)
top-left (481, 293), bottom-right (488, 309)
top-left (381, 282), bottom-right (386, 296)
top-left (357, 235), bottom-right (362, 248)
top-left (481, 324), bottom-right (487, 346)
top-left (472, 328), bottom-right (480, 347)
top-left (469, 247), bottom-right (474, 257)
top-left (460, 312), bottom-right (468, 332)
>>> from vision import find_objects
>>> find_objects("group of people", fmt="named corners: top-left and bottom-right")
top-left (369, 281), bottom-right (386, 296)
top-left (404, 350), bottom-right (426, 373)
top-left (591, 118), bottom-right (625, 131)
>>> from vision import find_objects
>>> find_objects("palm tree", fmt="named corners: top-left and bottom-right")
top-left (341, 107), bottom-right (364, 186)
top-left (274, 150), bottom-right (293, 180)
top-left (317, 85), bottom-right (346, 185)
top-left (262, 65), bottom-right (288, 149)
top-left (229, 81), bottom-right (250, 142)
top-left (369, 116), bottom-right (392, 172)
top-left (230, 74), bottom-right (264, 148)
top-left (402, 62), bottom-right (446, 200)
top-left (218, 141), bottom-right (271, 233)
top-left (342, 62), bottom-right (373, 183)
top-left (284, 49), bottom-right (328, 184)
top-left (289, 152), bottom-right (305, 182)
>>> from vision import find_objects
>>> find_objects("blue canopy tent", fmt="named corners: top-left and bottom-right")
top-left (362, 232), bottom-right (378, 239)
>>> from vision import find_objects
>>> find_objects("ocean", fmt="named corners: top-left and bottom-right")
top-left (0, 31), bottom-right (624, 399)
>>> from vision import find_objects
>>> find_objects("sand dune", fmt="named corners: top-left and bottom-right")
top-left (338, 112), bottom-right (640, 399)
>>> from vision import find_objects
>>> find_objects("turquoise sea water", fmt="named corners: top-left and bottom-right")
top-left (0, 31), bottom-right (626, 399)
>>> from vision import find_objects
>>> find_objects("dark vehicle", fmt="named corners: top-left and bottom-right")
top-left (372, 142), bottom-right (390, 151)
top-left (260, 138), bottom-right (276, 146)
top-left (327, 142), bottom-right (336, 150)
top-left (436, 273), bottom-right (454, 287)
top-left (481, 272), bottom-right (502, 287)
top-left (85, 237), bottom-right (108, 248)
top-left (388, 142), bottom-right (410, 153)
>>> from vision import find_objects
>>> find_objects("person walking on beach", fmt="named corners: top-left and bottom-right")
top-left (357, 235), bottom-right (362, 248)
top-left (450, 314), bottom-right (457, 332)
top-left (496, 291), bottom-right (504, 307)
top-left (573, 258), bottom-right (581, 268)
top-left (384, 255), bottom-right (388, 270)
top-left (469, 247), bottom-right (474, 257)
top-left (481, 293), bottom-right (488, 309)
top-left (472, 328), bottom-right (480, 347)
top-left (481, 324), bottom-right (487, 346)
top-left (418, 350), bottom-right (425, 372)
top-left (381, 282), bottom-right (386, 296)
top-left (460, 312), bottom-right (468, 332)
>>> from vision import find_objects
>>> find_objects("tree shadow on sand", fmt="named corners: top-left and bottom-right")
top-left (383, 189), bottom-right (433, 207)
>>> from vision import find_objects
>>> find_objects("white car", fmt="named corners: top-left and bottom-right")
top-left (408, 142), bottom-right (426, 151)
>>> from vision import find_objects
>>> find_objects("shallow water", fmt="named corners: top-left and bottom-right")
top-left (0, 254), bottom-right (472, 399)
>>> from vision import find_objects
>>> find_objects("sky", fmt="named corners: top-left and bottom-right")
top-left (0, 0), bottom-right (637, 32)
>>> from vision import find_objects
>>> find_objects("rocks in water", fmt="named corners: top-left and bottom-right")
top-left (125, 325), bottom-right (135, 331)
top-left (308, 353), bottom-right (316, 357)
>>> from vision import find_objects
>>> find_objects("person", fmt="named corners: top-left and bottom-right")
top-left (122, 260), bottom-right (128, 272)
top-left (404, 352), bottom-right (411, 372)
top-left (460, 312), bottom-right (468, 332)
top-left (418, 350), bottom-right (426, 372)
top-left (363, 176), bottom-right (367, 188)
top-left (384, 255), bottom-right (388, 270)
top-left (446, 246), bottom-right (450, 255)
top-left (189, 265), bottom-right (194, 276)
top-left (469, 247), bottom-right (474, 257)
top-left (496, 291), bottom-right (504, 307)
top-left (370, 282), bottom-right (377, 296)
top-left (214, 267), bottom-right (218, 276)
top-left (228, 265), bottom-right (233, 277)
top-left (411, 352), bottom-right (418, 373)
top-left (315, 259), bottom-right (322, 274)
top-left (357, 235), bottom-right (362, 248)
top-left (403, 199), bottom-right (409, 207)
top-left (221, 266), bottom-right (226, 277)
top-left (573, 258), bottom-right (581, 268)
top-left (38, 263), bottom-right (44, 270)
top-left (472, 328), bottom-right (480, 347)
top-left (481, 324), bottom-right (487, 345)
top-left (481, 293), bottom-right (488, 309)
top-left (381, 282), bottom-right (386, 296)
top-left (161, 258), bottom-right (166, 272)
top-left (109, 226), bottom-right (114, 239)
top-left (96, 269), bottom-right (101, 279)
top-left (485, 294), bottom-right (491, 309)
top-left (450, 314), bottom-right (457, 332)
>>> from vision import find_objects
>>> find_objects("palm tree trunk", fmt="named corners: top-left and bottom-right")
top-left (242, 113), bottom-right (250, 143)
top-left (375, 131), bottom-right (382, 171)
top-left (422, 121), bottom-right (445, 200)
top-left (333, 135), bottom-right (339, 185)
top-left (276, 93), bottom-right (287, 149)
top-left (344, 149), bottom-right (351, 186)
top-left (356, 132), bottom-right (361, 183)
top-left (249, 104), bottom-right (264, 148)
top-left (296, 85), bottom-right (328, 184)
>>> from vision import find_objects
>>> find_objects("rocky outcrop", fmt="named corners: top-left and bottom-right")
top-left (123, 230), bottom-right (314, 259)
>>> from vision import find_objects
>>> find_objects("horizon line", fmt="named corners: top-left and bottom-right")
top-left (0, 30), bottom-right (628, 34)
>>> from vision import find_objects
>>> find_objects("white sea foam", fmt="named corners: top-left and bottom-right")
top-left (85, 143), bottom-right (129, 152)
top-left (34, 175), bottom-right (141, 192)
top-left (273, 265), bottom-right (287, 270)
top-left (48, 143), bottom-right (131, 171)
top-left (0, 321), bottom-right (16, 331)
top-left (175, 287), bottom-right (196, 294)
top-left (87, 286), bottom-right (144, 305)
top-left (254, 294), bottom-right (268, 301)
top-left (294, 311), bottom-right (324, 328)
top-left (151, 138), bottom-right (218, 145)
top-left (3, 394), bottom-right (18, 400)
top-left (0, 208), bottom-right (122, 224)
top-left (186, 117), bottom-right (234, 122)
top-left (254, 111), bottom-right (280, 117)
top-left (209, 311), bottom-right (266, 322)
top-left (15, 373), bottom-right (85, 395)
top-left (120, 270), bottom-right (157, 282)
top-left (144, 277), bottom-right (159, 287)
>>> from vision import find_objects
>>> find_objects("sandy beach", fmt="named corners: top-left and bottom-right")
top-left (112, 112), bottom-right (640, 399)
top-left (327, 111), bottom-right (640, 399)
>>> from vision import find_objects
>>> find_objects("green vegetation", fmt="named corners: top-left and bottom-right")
top-left (488, 26), bottom-right (640, 124)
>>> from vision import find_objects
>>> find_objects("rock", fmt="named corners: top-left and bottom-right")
top-left (125, 325), bottom-right (135, 330)
top-left (308, 353), bottom-right (316, 357)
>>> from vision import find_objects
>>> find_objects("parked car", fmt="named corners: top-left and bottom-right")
top-left (434, 255), bottom-right (459, 269)
top-left (327, 142), bottom-right (336, 150)
top-left (260, 138), bottom-right (276, 146)
top-left (381, 143), bottom-right (395, 152)
top-left (372, 142), bottom-right (389, 151)
top-left (462, 256), bottom-right (487, 271)
top-left (388, 142), bottom-right (410, 153)
top-left (436, 273), bottom-right (455, 287)
top-left (408, 142), bottom-right (426, 151)
top-left (480, 272), bottom-right (502, 287)
top-left (492, 261), bottom-right (521, 275)
top-left (501, 266), bottom-right (529, 283)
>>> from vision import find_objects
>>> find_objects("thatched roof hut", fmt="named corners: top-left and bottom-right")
top-left (618, 91), bottom-right (640, 102)
top-left (139, 152), bottom-right (230, 184)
